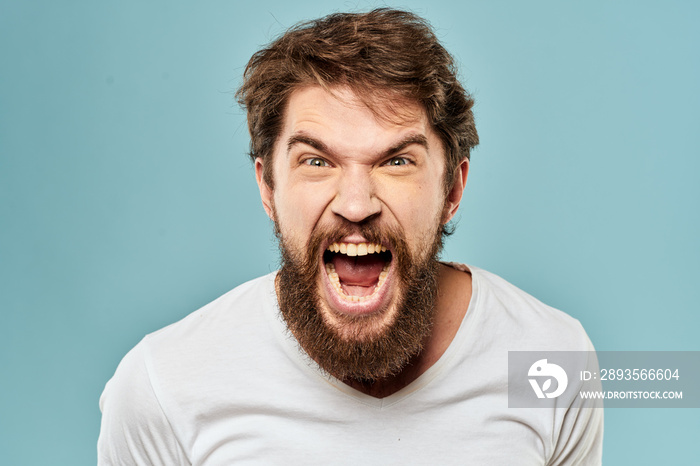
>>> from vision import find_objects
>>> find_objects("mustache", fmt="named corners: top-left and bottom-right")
top-left (276, 220), bottom-right (408, 265)
top-left (312, 223), bottom-right (401, 250)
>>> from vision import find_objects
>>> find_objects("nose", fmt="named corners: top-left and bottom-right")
top-left (330, 167), bottom-right (381, 223)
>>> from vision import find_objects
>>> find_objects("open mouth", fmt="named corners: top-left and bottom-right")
top-left (322, 242), bottom-right (393, 303)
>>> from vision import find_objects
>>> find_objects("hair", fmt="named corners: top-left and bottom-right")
top-left (236, 8), bottom-right (479, 189)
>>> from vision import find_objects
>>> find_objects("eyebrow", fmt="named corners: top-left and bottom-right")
top-left (286, 132), bottom-right (429, 160)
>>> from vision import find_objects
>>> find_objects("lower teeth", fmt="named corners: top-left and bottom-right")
top-left (325, 262), bottom-right (389, 302)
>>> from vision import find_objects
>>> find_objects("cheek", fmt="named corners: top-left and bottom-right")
top-left (274, 183), bottom-right (334, 237)
top-left (378, 196), bottom-right (440, 256)
top-left (383, 179), bottom-right (445, 225)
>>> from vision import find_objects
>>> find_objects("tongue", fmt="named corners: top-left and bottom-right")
top-left (332, 254), bottom-right (385, 287)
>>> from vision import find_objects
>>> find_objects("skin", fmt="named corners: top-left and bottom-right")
top-left (255, 85), bottom-right (472, 397)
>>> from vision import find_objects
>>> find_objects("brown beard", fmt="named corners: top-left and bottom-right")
top-left (275, 220), bottom-right (443, 383)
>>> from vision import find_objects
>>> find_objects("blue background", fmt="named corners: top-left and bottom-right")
top-left (1, 0), bottom-right (698, 464)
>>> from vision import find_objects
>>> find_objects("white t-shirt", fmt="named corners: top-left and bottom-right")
top-left (98, 265), bottom-right (603, 465)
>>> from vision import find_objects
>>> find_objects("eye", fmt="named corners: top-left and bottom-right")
top-left (304, 157), bottom-right (330, 167)
top-left (385, 156), bottom-right (410, 166)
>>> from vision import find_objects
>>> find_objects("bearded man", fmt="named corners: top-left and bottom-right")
top-left (98, 9), bottom-right (603, 465)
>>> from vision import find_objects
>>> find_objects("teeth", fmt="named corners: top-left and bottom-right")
top-left (325, 242), bottom-right (386, 256)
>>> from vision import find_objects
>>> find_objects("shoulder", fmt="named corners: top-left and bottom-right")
top-left (448, 265), bottom-right (603, 464)
top-left (118, 271), bottom-right (280, 385)
top-left (98, 341), bottom-right (189, 464)
top-left (465, 265), bottom-right (593, 352)
top-left (133, 272), bottom-right (278, 357)
top-left (150, 272), bottom-right (277, 338)
top-left (98, 273), bottom-right (279, 463)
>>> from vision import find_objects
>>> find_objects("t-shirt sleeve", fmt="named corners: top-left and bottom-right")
top-left (98, 341), bottom-right (189, 466)
top-left (549, 398), bottom-right (604, 465)
top-left (548, 337), bottom-right (604, 466)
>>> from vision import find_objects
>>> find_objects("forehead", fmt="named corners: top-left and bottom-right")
top-left (286, 85), bottom-right (426, 123)
top-left (279, 86), bottom-right (439, 156)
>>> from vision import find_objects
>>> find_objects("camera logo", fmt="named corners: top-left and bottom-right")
top-left (528, 359), bottom-right (568, 399)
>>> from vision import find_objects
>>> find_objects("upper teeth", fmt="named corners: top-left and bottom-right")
top-left (326, 242), bottom-right (386, 257)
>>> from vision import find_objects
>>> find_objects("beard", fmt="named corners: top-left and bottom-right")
top-left (274, 219), bottom-right (444, 383)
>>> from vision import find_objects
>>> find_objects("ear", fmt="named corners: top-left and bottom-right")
top-left (255, 158), bottom-right (274, 220)
top-left (442, 158), bottom-right (469, 224)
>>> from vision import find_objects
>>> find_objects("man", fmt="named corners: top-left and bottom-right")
top-left (98, 9), bottom-right (603, 465)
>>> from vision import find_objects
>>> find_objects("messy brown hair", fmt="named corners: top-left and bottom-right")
top-left (236, 8), bottom-right (479, 189)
